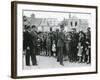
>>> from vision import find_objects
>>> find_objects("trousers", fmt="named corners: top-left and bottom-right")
top-left (57, 47), bottom-right (64, 64)
top-left (25, 48), bottom-right (37, 66)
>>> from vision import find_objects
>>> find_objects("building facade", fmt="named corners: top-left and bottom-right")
top-left (23, 13), bottom-right (89, 32)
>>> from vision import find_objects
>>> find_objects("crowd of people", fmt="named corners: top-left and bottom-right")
top-left (23, 24), bottom-right (91, 66)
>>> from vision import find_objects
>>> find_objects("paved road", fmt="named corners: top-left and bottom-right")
top-left (23, 55), bottom-right (91, 70)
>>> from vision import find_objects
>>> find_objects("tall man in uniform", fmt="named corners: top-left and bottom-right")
top-left (24, 25), bottom-right (37, 66)
top-left (57, 25), bottom-right (65, 66)
top-left (30, 25), bottom-right (38, 65)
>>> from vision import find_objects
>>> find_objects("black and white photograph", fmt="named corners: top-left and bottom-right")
top-left (23, 10), bottom-right (91, 69)
top-left (11, 1), bottom-right (97, 78)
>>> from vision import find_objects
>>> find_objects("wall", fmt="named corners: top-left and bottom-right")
top-left (0, 0), bottom-right (99, 80)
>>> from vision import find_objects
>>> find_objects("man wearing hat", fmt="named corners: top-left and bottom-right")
top-left (24, 25), bottom-right (38, 66)
top-left (57, 25), bottom-right (65, 66)
top-left (30, 25), bottom-right (38, 65)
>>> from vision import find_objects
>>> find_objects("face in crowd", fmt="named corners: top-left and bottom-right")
top-left (31, 25), bottom-right (37, 32)
top-left (60, 25), bottom-right (64, 32)
top-left (72, 28), bottom-right (76, 33)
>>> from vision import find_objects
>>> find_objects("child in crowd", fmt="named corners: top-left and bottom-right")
top-left (77, 42), bottom-right (83, 63)
top-left (52, 40), bottom-right (56, 57)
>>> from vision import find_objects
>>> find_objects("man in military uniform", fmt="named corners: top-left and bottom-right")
top-left (24, 25), bottom-right (38, 66)
top-left (57, 25), bottom-right (65, 66)
top-left (30, 25), bottom-right (38, 65)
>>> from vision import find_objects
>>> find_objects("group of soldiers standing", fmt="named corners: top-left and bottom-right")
top-left (23, 24), bottom-right (91, 66)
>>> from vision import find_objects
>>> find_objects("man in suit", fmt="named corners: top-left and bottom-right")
top-left (57, 25), bottom-right (65, 66)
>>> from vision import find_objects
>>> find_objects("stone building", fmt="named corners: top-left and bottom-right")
top-left (62, 14), bottom-right (89, 32)
top-left (23, 13), bottom-right (89, 32)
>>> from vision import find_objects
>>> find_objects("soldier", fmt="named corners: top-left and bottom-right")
top-left (24, 25), bottom-right (37, 66)
top-left (57, 25), bottom-right (65, 66)
top-left (29, 25), bottom-right (38, 66)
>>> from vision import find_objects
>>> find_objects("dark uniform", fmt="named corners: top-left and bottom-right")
top-left (57, 31), bottom-right (65, 65)
top-left (24, 30), bottom-right (37, 66)
top-left (30, 30), bottom-right (38, 65)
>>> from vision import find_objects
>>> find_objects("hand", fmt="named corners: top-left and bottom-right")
top-left (81, 46), bottom-right (83, 48)
top-left (88, 46), bottom-right (91, 48)
top-left (86, 42), bottom-right (89, 44)
top-left (27, 46), bottom-right (30, 50)
top-left (85, 48), bottom-right (87, 50)
top-left (23, 50), bottom-right (26, 55)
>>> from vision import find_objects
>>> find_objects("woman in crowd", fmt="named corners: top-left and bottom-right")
top-left (78, 31), bottom-right (86, 63)
top-left (77, 42), bottom-right (83, 63)
top-left (71, 28), bottom-right (79, 62)
top-left (52, 40), bottom-right (56, 57)
top-left (46, 34), bottom-right (51, 57)
top-left (65, 32), bottom-right (72, 62)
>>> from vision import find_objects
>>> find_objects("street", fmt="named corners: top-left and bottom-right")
top-left (23, 55), bottom-right (91, 70)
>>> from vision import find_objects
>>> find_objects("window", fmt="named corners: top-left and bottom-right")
top-left (75, 21), bottom-right (77, 26)
top-left (70, 21), bottom-right (73, 27)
